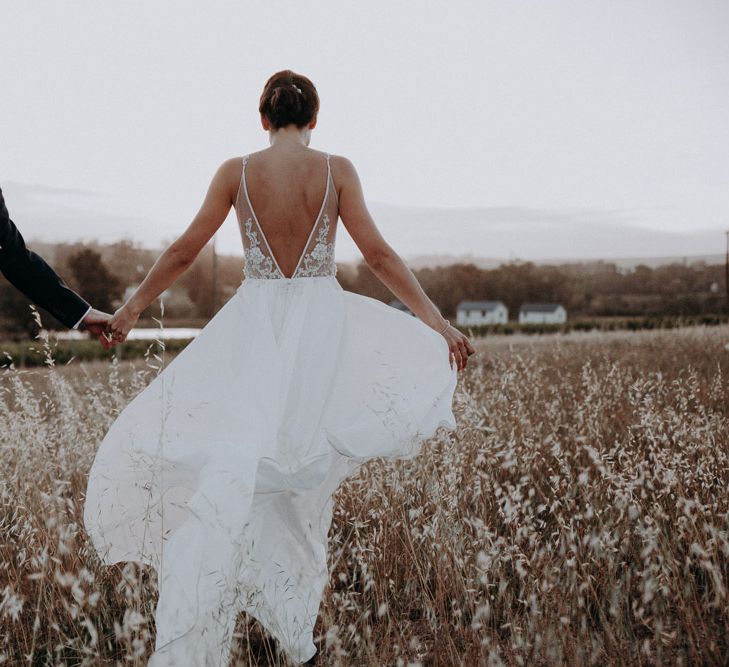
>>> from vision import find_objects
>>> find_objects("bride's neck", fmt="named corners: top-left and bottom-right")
top-left (268, 126), bottom-right (310, 148)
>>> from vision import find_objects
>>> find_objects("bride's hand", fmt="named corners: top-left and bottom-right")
top-left (105, 304), bottom-right (140, 347)
top-left (438, 319), bottom-right (476, 371)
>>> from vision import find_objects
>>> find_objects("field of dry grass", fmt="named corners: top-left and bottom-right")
top-left (1, 326), bottom-right (728, 666)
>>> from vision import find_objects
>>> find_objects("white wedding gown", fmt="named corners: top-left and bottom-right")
top-left (83, 152), bottom-right (458, 665)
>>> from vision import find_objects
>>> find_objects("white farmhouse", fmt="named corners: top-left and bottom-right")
top-left (456, 301), bottom-right (509, 326)
top-left (518, 303), bottom-right (567, 324)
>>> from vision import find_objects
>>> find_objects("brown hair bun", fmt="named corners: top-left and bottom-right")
top-left (259, 69), bottom-right (320, 130)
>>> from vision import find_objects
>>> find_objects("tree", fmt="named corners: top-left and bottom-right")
top-left (66, 248), bottom-right (123, 313)
top-left (348, 261), bottom-right (392, 303)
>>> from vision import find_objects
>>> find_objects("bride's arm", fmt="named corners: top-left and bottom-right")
top-left (105, 159), bottom-right (241, 345)
top-left (335, 156), bottom-right (476, 370)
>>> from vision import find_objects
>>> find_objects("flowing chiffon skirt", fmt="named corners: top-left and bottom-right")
top-left (83, 274), bottom-right (457, 665)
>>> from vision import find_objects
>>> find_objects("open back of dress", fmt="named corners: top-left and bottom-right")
top-left (235, 152), bottom-right (339, 280)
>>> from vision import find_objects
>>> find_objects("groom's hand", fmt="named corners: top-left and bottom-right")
top-left (80, 308), bottom-right (119, 350)
top-left (81, 308), bottom-right (112, 337)
top-left (99, 326), bottom-right (117, 350)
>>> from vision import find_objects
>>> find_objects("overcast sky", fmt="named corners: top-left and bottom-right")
top-left (1, 1), bottom-right (728, 262)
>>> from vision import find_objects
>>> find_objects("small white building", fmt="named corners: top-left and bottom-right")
top-left (389, 299), bottom-right (415, 316)
top-left (456, 300), bottom-right (509, 326)
top-left (518, 303), bottom-right (567, 324)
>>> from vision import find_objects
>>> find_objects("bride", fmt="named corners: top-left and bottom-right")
top-left (84, 69), bottom-right (475, 666)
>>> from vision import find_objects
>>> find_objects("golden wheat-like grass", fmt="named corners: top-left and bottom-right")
top-left (1, 326), bottom-right (727, 666)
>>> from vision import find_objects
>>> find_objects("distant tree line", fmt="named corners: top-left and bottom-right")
top-left (391, 260), bottom-right (727, 320)
top-left (0, 239), bottom-right (725, 338)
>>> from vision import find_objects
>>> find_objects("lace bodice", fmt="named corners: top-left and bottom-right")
top-left (234, 152), bottom-right (339, 279)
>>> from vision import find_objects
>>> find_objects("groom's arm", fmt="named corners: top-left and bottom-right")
top-left (0, 188), bottom-right (91, 329)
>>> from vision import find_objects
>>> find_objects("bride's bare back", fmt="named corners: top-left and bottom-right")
top-left (238, 148), bottom-right (339, 279)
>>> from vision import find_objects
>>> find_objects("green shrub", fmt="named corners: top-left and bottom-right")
top-left (0, 337), bottom-right (193, 368)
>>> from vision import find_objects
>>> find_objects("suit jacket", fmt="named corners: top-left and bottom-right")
top-left (0, 187), bottom-right (90, 329)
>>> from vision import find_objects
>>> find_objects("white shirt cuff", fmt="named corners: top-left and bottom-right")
top-left (72, 305), bottom-right (93, 330)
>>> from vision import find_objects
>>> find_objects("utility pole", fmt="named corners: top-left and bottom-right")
top-left (211, 237), bottom-right (218, 317)
top-left (725, 230), bottom-right (729, 315)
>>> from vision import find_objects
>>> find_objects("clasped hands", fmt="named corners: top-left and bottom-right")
top-left (81, 304), bottom-right (140, 350)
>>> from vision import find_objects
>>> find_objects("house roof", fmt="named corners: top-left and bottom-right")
top-left (519, 303), bottom-right (564, 313)
top-left (456, 300), bottom-right (506, 311)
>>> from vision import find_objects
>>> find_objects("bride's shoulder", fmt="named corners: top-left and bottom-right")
top-left (326, 154), bottom-right (361, 193)
top-left (216, 156), bottom-right (248, 182)
top-left (219, 155), bottom-right (246, 169)
top-left (326, 153), bottom-right (358, 176)
top-left (325, 152), bottom-right (347, 165)
top-left (206, 157), bottom-right (247, 205)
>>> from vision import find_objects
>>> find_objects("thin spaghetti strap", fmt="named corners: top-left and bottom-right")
top-left (234, 155), bottom-right (249, 210)
top-left (326, 153), bottom-right (339, 208)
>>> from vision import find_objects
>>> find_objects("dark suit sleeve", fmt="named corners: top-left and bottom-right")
top-left (0, 188), bottom-right (91, 329)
